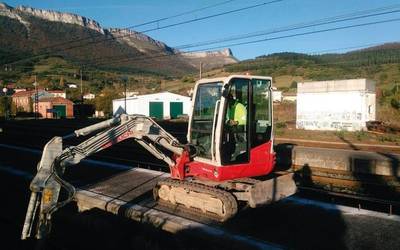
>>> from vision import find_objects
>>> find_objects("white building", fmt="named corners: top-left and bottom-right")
top-left (120, 91), bottom-right (139, 97)
top-left (272, 89), bottom-right (282, 102)
top-left (67, 84), bottom-right (77, 88)
top-left (83, 93), bottom-right (95, 100)
top-left (296, 79), bottom-right (376, 131)
top-left (48, 90), bottom-right (66, 98)
top-left (282, 93), bottom-right (297, 102)
top-left (113, 91), bottom-right (191, 119)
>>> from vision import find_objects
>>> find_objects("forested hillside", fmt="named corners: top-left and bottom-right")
top-left (225, 43), bottom-right (400, 84)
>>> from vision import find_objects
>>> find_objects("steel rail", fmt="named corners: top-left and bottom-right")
top-left (298, 186), bottom-right (400, 216)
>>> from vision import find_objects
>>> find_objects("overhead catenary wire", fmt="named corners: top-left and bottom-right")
top-left (87, 17), bottom-right (400, 68)
top-left (10, 42), bottom-right (400, 83)
top-left (3, 4), bottom-right (400, 75)
top-left (175, 5), bottom-right (400, 49)
top-left (305, 42), bottom-right (388, 55)
top-left (186, 17), bottom-right (400, 53)
top-left (5, 2), bottom-right (399, 69)
top-left (130, 0), bottom-right (238, 29)
top-left (6, 23), bottom-right (400, 76)
top-left (6, 19), bottom-right (400, 73)
top-left (85, 6), bottom-right (400, 67)
top-left (1, 0), bottom-right (285, 67)
top-left (0, 0), bottom-right (239, 65)
top-left (47, 0), bottom-right (285, 54)
top-left (136, 0), bottom-right (284, 33)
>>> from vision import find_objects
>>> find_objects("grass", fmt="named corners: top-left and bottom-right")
top-left (275, 127), bottom-right (400, 146)
top-left (273, 75), bottom-right (305, 89)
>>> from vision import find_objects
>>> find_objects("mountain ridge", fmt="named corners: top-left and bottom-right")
top-left (0, 2), bottom-right (238, 74)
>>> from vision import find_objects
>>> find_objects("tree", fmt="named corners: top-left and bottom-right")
top-left (290, 80), bottom-right (297, 89)
top-left (391, 98), bottom-right (400, 110)
top-left (0, 96), bottom-right (11, 118)
top-left (379, 73), bottom-right (388, 83)
top-left (94, 86), bottom-right (122, 117)
top-left (66, 88), bottom-right (82, 103)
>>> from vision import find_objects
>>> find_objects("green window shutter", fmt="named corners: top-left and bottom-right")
top-left (53, 105), bottom-right (66, 118)
top-left (170, 102), bottom-right (183, 119)
top-left (149, 102), bottom-right (163, 119)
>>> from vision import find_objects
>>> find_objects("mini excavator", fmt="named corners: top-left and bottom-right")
top-left (22, 75), bottom-right (297, 239)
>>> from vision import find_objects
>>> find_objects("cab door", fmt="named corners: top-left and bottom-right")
top-left (219, 77), bottom-right (273, 174)
top-left (220, 78), bottom-right (250, 165)
top-left (189, 82), bottom-right (222, 162)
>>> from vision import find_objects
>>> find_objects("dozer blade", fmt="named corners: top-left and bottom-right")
top-left (248, 173), bottom-right (297, 208)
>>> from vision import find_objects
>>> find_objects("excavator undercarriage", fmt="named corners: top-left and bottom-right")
top-left (154, 172), bottom-right (296, 222)
top-left (154, 179), bottom-right (238, 222)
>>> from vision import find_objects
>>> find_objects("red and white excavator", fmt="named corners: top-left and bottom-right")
top-left (21, 75), bottom-right (297, 239)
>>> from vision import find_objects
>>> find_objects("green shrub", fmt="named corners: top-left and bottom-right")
top-left (275, 122), bottom-right (287, 129)
top-left (355, 131), bottom-right (367, 141)
top-left (391, 98), bottom-right (400, 109)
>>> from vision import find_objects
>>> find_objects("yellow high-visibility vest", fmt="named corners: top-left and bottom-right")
top-left (228, 101), bottom-right (246, 125)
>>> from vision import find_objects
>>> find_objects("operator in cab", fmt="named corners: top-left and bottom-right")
top-left (224, 89), bottom-right (247, 163)
top-left (226, 93), bottom-right (246, 127)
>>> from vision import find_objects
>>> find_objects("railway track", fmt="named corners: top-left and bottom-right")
top-left (0, 152), bottom-right (284, 250)
top-left (275, 137), bottom-right (400, 154)
top-left (2, 143), bottom-right (400, 250)
top-left (1, 142), bottom-right (399, 217)
top-left (297, 186), bottom-right (400, 216)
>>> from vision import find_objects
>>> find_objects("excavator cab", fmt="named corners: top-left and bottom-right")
top-left (185, 75), bottom-right (275, 181)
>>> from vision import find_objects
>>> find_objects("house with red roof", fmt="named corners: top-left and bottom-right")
top-left (38, 97), bottom-right (74, 118)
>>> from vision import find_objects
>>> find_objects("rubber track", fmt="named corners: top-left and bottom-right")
top-left (154, 178), bottom-right (238, 222)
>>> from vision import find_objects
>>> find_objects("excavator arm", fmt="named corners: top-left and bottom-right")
top-left (21, 114), bottom-right (187, 240)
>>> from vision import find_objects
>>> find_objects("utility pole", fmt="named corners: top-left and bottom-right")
top-left (124, 81), bottom-right (127, 114)
top-left (122, 76), bottom-right (128, 114)
top-left (80, 68), bottom-right (83, 103)
top-left (4, 64), bottom-right (12, 71)
top-left (199, 61), bottom-right (203, 79)
top-left (2, 87), bottom-right (7, 120)
top-left (34, 75), bottom-right (38, 120)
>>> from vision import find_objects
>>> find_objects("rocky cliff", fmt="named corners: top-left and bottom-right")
top-left (108, 28), bottom-right (174, 53)
top-left (0, 2), bottom-right (238, 74)
top-left (0, 2), bottom-right (30, 28)
top-left (0, 3), bottom-right (103, 33)
top-left (16, 5), bottom-right (104, 33)
top-left (182, 48), bottom-right (239, 69)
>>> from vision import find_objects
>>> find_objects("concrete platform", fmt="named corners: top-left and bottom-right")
top-left (74, 167), bottom-right (281, 250)
top-left (290, 146), bottom-right (400, 177)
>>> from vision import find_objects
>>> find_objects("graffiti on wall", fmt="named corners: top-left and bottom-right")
top-left (296, 111), bottom-right (364, 131)
top-left (297, 111), bottom-right (363, 121)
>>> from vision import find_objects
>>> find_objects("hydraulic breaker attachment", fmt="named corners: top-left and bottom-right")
top-left (21, 115), bottom-right (185, 240)
top-left (21, 137), bottom-right (66, 239)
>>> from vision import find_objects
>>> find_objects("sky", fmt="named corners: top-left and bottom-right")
top-left (4, 0), bottom-right (400, 60)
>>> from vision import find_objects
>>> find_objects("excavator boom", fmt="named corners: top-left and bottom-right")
top-left (21, 114), bottom-right (185, 239)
